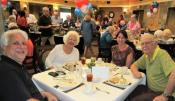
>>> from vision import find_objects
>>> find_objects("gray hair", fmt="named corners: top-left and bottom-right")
top-left (63, 31), bottom-right (80, 45)
top-left (42, 7), bottom-right (49, 11)
top-left (0, 29), bottom-right (28, 48)
top-left (141, 33), bottom-right (158, 43)
top-left (106, 26), bottom-right (115, 33)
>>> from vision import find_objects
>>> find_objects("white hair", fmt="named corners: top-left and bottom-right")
top-left (131, 14), bottom-right (136, 18)
top-left (141, 33), bottom-right (158, 42)
top-left (63, 31), bottom-right (80, 45)
top-left (8, 22), bottom-right (18, 29)
top-left (0, 29), bottom-right (28, 47)
top-left (154, 30), bottom-right (164, 40)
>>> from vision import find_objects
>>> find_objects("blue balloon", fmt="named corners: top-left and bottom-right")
top-left (7, 2), bottom-right (12, 10)
top-left (152, 1), bottom-right (159, 8)
top-left (87, 3), bottom-right (92, 9)
top-left (7, 2), bottom-right (11, 7)
top-left (74, 8), bottom-right (82, 17)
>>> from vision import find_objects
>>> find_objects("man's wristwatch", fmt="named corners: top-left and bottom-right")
top-left (162, 92), bottom-right (172, 99)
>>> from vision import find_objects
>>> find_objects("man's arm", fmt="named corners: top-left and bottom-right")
top-left (165, 68), bottom-right (175, 96)
top-left (130, 64), bottom-right (142, 78)
top-left (153, 68), bottom-right (175, 101)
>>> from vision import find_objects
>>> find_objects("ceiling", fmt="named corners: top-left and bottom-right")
top-left (24, 0), bottom-right (173, 7)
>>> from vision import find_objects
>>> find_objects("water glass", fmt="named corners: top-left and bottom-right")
top-left (120, 66), bottom-right (128, 75)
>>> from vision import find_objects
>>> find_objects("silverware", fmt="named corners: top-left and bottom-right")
top-left (95, 87), bottom-right (110, 94)
top-left (63, 83), bottom-right (84, 93)
top-left (113, 73), bottom-right (119, 76)
top-left (103, 82), bottom-right (125, 90)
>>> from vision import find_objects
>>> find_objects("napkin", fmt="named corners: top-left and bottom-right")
top-left (92, 66), bottom-right (109, 82)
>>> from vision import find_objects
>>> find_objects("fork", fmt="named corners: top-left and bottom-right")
top-left (95, 87), bottom-right (110, 94)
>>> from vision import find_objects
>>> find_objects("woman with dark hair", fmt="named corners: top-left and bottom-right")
top-left (111, 30), bottom-right (134, 67)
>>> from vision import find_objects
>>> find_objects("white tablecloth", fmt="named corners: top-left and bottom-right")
top-left (32, 69), bottom-right (146, 101)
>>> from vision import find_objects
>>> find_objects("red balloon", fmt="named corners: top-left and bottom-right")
top-left (75, 0), bottom-right (89, 8)
top-left (82, 0), bottom-right (88, 5)
top-left (76, 1), bottom-right (83, 8)
top-left (2, 0), bottom-right (7, 5)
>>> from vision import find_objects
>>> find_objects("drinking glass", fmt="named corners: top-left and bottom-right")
top-left (84, 73), bottom-right (94, 94)
top-left (81, 57), bottom-right (86, 65)
top-left (86, 73), bottom-right (93, 82)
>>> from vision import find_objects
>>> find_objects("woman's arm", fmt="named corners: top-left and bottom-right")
top-left (45, 46), bottom-right (58, 68)
top-left (126, 52), bottom-right (134, 68)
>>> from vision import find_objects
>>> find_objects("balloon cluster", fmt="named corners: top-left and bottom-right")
top-left (1, 0), bottom-right (12, 10)
top-left (147, 1), bottom-right (159, 17)
top-left (74, 0), bottom-right (93, 17)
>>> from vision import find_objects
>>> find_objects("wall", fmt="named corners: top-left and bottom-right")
top-left (0, 4), bottom-right (5, 34)
top-left (100, 7), bottom-right (123, 23)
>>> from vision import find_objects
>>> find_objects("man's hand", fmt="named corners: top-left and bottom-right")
top-left (132, 71), bottom-right (142, 78)
top-left (130, 64), bottom-right (142, 79)
top-left (41, 91), bottom-right (58, 101)
top-left (153, 95), bottom-right (168, 101)
top-left (27, 98), bottom-right (40, 101)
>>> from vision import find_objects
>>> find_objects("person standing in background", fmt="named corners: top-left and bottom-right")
top-left (38, 7), bottom-right (55, 47)
top-left (81, 15), bottom-right (94, 57)
top-left (51, 10), bottom-right (62, 25)
top-left (127, 14), bottom-right (141, 39)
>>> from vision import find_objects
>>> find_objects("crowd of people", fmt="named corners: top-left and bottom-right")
top-left (1, 5), bottom-right (175, 101)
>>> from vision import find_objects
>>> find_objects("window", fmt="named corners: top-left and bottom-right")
top-left (60, 12), bottom-right (71, 22)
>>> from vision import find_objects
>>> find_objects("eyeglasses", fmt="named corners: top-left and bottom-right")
top-left (141, 41), bottom-right (154, 46)
top-left (9, 41), bottom-right (27, 46)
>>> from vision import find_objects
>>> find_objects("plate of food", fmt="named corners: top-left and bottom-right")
top-left (57, 77), bottom-right (82, 91)
top-left (104, 75), bottom-right (130, 88)
top-left (62, 62), bottom-right (80, 71)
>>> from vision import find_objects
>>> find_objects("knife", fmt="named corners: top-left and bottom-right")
top-left (103, 82), bottom-right (126, 90)
top-left (63, 83), bottom-right (84, 93)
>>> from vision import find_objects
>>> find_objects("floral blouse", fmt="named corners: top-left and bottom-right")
top-left (112, 45), bottom-right (134, 67)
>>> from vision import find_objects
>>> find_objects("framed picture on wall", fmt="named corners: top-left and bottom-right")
top-left (109, 11), bottom-right (115, 18)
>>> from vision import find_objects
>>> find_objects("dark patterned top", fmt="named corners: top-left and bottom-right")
top-left (112, 45), bottom-right (134, 67)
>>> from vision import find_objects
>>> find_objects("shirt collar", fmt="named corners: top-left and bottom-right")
top-left (144, 46), bottom-right (160, 61)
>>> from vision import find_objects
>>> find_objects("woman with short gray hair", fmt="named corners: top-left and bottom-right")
top-left (45, 31), bottom-right (80, 68)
